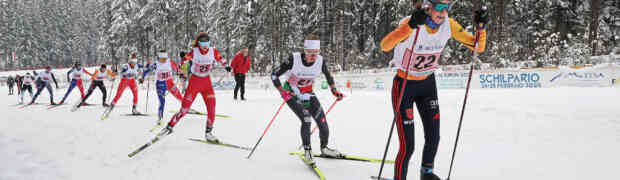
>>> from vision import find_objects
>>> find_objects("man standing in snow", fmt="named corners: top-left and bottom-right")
top-left (7, 75), bottom-right (15, 95)
top-left (231, 48), bottom-right (251, 100)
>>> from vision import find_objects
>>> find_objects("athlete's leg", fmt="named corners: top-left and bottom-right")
top-left (111, 79), bottom-right (129, 105)
top-left (308, 95), bottom-right (329, 148)
top-left (392, 76), bottom-right (417, 180)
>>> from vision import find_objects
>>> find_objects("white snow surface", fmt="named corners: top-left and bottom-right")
top-left (1, 86), bottom-right (619, 180)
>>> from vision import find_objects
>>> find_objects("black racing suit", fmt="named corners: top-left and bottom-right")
top-left (81, 80), bottom-right (108, 104)
top-left (271, 53), bottom-right (335, 149)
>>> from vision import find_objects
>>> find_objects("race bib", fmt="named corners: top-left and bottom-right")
top-left (42, 77), bottom-right (50, 81)
top-left (288, 75), bottom-right (314, 88)
top-left (402, 49), bottom-right (440, 73)
top-left (193, 64), bottom-right (212, 74)
top-left (73, 74), bottom-right (81, 78)
top-left (157, 72), bottom-right (171, 80)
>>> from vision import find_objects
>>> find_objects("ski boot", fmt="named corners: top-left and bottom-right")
top-left (59, 100), bottom-right (64, 105)
top-left (157, 112), bottom-right (164, 124)
top-left (50, 100), bottom-right (56, 105)
top-left (204, 127), bottom-right (220, 143)
top-left (102, 103), bottom-right (109, 107)
top-left (320, 147), bottom-right (343, 158)
top-left (131, 105), bottom-right (141, 115)
top-left (302, 146), bottom-right (316, 166)
top-left (158, 124), bottom-right (174, 136)
top-left (420, 166), bottom-right (441, 180)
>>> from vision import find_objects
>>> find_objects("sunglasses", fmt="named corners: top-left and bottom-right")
top-left (431, 3), bottom-right (451, 12)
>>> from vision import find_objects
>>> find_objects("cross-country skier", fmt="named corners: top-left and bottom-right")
top-left (271, 34), bottom-right (345, 165)
top-left (59, 62), bottom-right (92, 104)
top-left (179, 51), bottom-right (190, 93)
top-left (140, 50), bottom-right (184, 123)
top-left (30, 66), bottom-right (59, 105)
top-left (380, 0), bottom-right (487, 179)
top-left (106, 53), bottom-right (143, 115)
top-left (231, 48), bottom-right (251, 100)
top-left (75, 64), bottom-right (116, 109)
top-left (7, 75), bottom-right (15, 95)
top-left (159, 32), bottom-right (232, 142)
top-left (15, 74), bottom-right (22, 96)
top-left (19, 73), bottom-right (35, 104)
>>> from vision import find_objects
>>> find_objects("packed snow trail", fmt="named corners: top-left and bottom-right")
top-left (1, 87), bottom-right (619, 180)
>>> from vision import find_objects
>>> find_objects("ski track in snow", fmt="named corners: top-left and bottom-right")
top-left (1, 86), bottom-right (619, 180)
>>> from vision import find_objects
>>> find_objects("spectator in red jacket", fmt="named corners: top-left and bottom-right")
top-left (231, 48), bottom-right (251, 100)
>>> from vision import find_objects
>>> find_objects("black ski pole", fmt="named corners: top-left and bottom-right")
top-left (446, 5), bottom-right (486, 180)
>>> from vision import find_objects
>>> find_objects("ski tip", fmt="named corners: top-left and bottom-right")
top-left (370, 176), bottom-right (393, 180)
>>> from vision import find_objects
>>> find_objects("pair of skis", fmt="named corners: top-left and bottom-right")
top-left (128, 135), bottom-right (252, 158)
top-left (290, 152), bottom-right (395, 180)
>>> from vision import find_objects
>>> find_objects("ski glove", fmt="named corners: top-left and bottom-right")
top-left (225, 66), bottom-right (232, 72)
top-left (280, 90), bottom-right (294, 101)
top-left (138, 78), bottom-right (144, 84)
top-left (408, 7), bottom-right (428, 29)
top-left (474, 7), bottom-right (488, 28)
top-left (331, 88), bottom-right (344, 101)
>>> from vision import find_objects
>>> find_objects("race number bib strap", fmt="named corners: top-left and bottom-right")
top-left (402, 49), bottom-right (441, 74)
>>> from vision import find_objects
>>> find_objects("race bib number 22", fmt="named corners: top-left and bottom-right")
top-left (402, 48), bottom-right (440, 72)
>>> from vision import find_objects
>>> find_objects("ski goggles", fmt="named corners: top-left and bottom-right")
top-left (431, 2), bottom-right (451, 12)
top-left (199, 41), bottom-right (211, 47)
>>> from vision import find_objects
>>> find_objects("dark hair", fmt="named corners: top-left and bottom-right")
top-left (179, 51), bottom-right (187, 58)
top-left (100, 64), bottom-right (107, 68)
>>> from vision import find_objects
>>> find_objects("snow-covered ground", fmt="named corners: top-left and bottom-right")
top-left (1, 85), bottom-right (619, 180)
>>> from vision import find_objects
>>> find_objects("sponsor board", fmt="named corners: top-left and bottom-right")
top-left (436, 71), bottom-right (468, 89)
top-left (478, 72), bottom-right (542, 88)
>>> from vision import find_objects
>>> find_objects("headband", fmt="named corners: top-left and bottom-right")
top-left (304, 40), bottom-right (321, 50)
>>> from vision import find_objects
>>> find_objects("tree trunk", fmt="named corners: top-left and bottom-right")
top-left (589, 0), bottom-right (601, 56)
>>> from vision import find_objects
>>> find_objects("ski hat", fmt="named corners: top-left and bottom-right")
top-left (304, 40), bottom-right (320, 50)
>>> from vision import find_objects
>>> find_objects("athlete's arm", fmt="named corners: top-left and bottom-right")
top-left (321, 61), bottom-right (336, 88)
top-left (271, 55), bottom-right (294, 90)
top-left (449, 18), bottom-right (486, 53)
top-left (141, 65), bottom-right (155, 79)
top-left (106, 69), bottom-right (117, 78)
top-left (51, 73), bottom-right (59, 88)
top-left (381, 18), bottom-right (414, 52)
top-left (83, 69), bottom-right (93, 76)
top-left (212, 48), bottom-right (228, 66)
top-left (66, 69), bottom-right (73, 82)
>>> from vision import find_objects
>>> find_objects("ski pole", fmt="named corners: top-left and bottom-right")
top-left (446, 6), bottom-right (485, 180)
top-left (145, 76), bottom-right (150, 113)
top-left (247, 101), bottom-right (286, 159)
top-left (297, 100), bottom-right (339, 150)
top-left (376, 26), bottom-right (422, 179)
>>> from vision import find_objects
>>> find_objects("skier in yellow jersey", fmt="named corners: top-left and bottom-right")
top-left (380, 0), bottom-right (487, 179)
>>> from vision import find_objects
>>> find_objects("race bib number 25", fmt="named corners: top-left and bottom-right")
top-left (402, 48), bottom-right (440, 72)
top-left (193, 64), bottom-right (212, 73)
